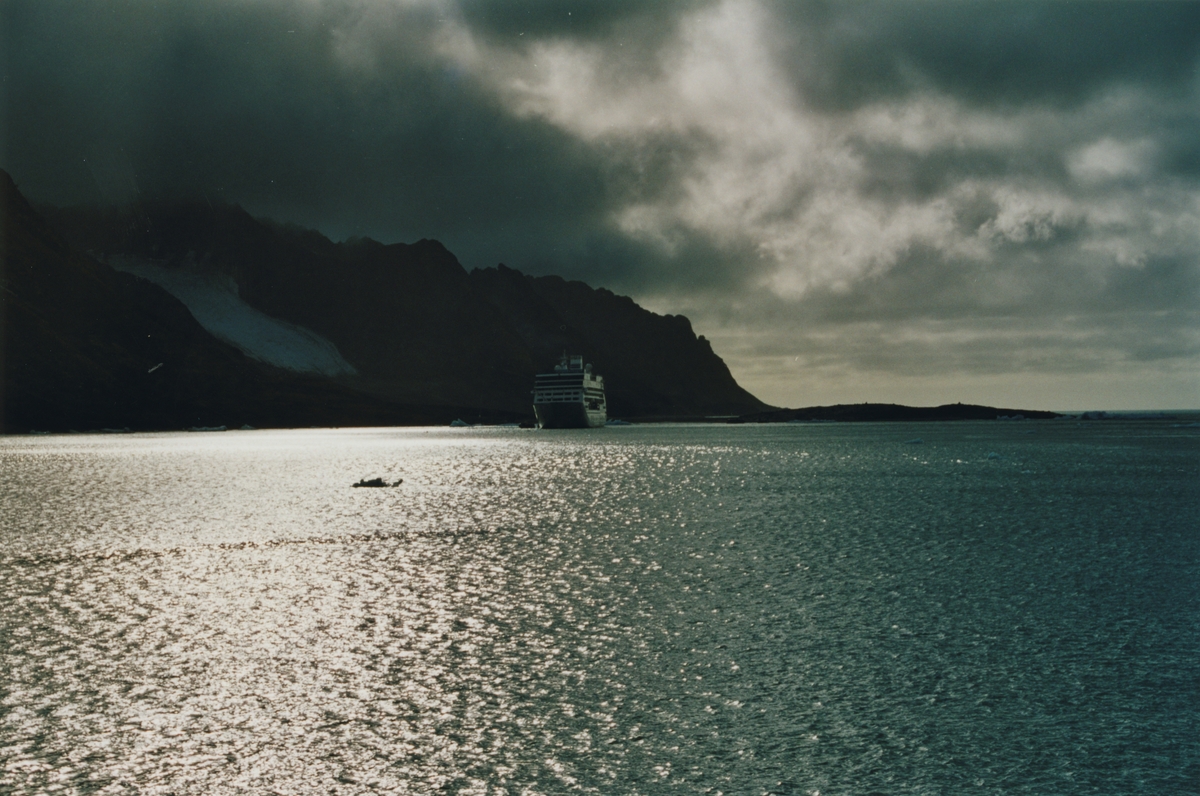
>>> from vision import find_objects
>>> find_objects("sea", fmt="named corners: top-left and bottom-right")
top-left (1, 420), bottom-right (1197, 795)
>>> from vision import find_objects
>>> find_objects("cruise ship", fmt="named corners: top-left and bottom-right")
top-left (533, 354), bottom-right (606, 428)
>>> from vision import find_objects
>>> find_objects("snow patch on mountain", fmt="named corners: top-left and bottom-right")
top-left (107, 257), bottom-right (357, 377)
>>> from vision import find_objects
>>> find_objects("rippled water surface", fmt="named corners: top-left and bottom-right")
top-left (2, 422), bottom-right (1198, 795)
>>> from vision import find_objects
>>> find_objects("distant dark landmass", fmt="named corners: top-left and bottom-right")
top-left (737, 404), bottom-right (1061, 423)
top-left (2, 170), bottom-right (765, 432)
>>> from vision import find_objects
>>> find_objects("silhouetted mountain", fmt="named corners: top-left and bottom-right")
top-left (471, 265), bottom-right (762, 417)
top-left (42, 197), bottom-right (769, 420)
top-left (0, 172), bottom-right (484, 432)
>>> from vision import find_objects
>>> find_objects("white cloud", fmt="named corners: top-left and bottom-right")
top-left (442, 0), bottom-right (1196, 304)
top-left (326, 0), bottom-right (1200, 408)
top-left (1068, 137), bottom-right (1157, 183)
top-left (449, 0), bottom-right (984, 296)
top-left (850, 96), bottom-right (1028, 153)
top-left (978, 187), bottom-right (1081, 245)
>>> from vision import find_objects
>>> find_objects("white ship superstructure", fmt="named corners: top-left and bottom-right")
top-left (533, 354), bottom-right (606, 429)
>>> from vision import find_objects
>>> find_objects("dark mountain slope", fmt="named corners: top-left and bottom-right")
top-left (45, 201), bottom-right (537, 410)
top-left (0, 172), bottom-right (457, 432)
top-left (470, 265), bottom-right (766, 417)
top-left (46, 201), bottom-right (769, 418)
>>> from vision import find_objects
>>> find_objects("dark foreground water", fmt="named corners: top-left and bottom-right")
top-left (1, 421), bottom-right (1197, 795)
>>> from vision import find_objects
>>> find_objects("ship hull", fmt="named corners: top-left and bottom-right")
top-left (534, 402), bottom-right (606, 429)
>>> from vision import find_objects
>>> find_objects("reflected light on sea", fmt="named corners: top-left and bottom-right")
top-left (1, 423), bottom-right (1198, 794)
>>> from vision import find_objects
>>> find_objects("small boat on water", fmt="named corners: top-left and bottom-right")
top-left (353, 477), bottom-right (402, 488)
top-left (533, 354), bottom-right (606, 429)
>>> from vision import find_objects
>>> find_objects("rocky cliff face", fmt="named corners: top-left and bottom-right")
top-left (470, 265), bottom-right (762, 417)
top-left (41, 198), bottom-right (768, 421)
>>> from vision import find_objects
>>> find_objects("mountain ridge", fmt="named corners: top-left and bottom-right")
top-left (42, 196), bottom-right (769, 418)
top-left (6, 179), bottom-right (770, 430)
top-left (2, 170), bottom-right (468, 432)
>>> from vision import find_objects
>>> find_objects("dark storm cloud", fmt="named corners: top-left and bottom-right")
top-left (2, 0), bottom-right (1198, 407)
top-left (770, 1), bottom-right (1200, 109)
top-left (0, 0), bottom-right (742, 290)
top-left (4, 3), bottom-right (585, 223)
top-left (457, 0), bottom-right (709, 42)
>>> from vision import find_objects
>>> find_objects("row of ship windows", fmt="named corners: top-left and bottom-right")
top-left (536, 392), bottom-right (605, 401)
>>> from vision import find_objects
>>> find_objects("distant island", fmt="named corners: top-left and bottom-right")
top-left (1, 169), bottom-right (1059, 433)
top-left (737, 404), bottom-right (1061, 423)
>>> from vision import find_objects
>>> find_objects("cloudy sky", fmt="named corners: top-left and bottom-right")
top-left (4, 0), bottom-right (1199, 410)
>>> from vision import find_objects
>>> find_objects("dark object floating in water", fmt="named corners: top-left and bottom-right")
top-left (353, 477), bottom-right (402, 488)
